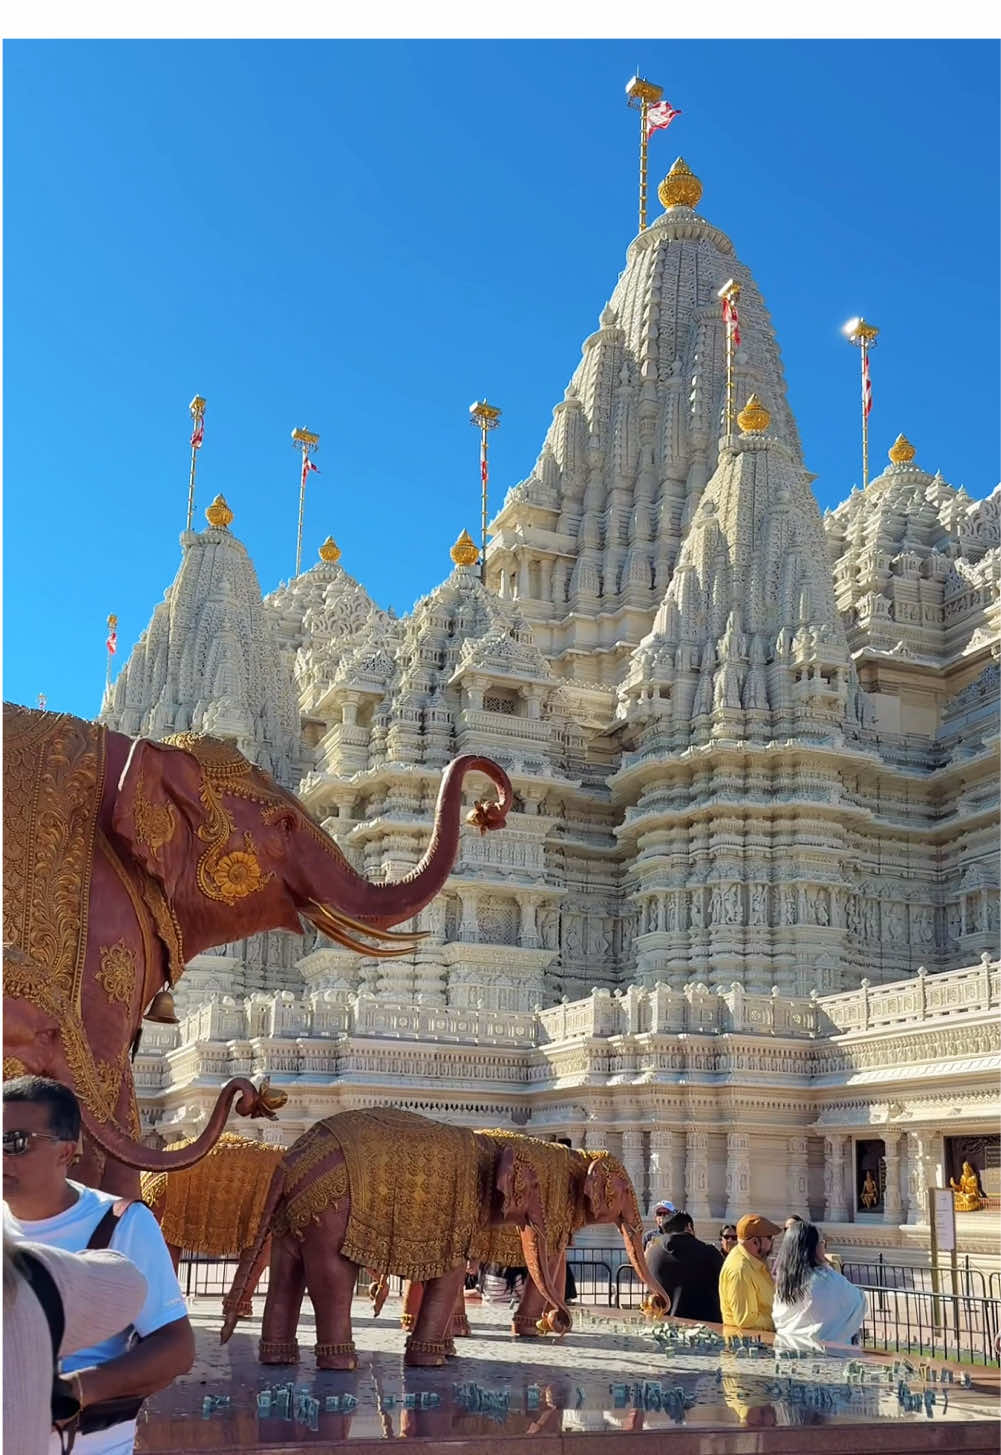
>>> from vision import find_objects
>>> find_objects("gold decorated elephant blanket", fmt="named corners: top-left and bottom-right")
top-left (142, 1133), bottom-right (284, 1255)
top-left (3, 705), bottom-right (106, 1031)
top-left (279, 1107), bottom-right (491, 1282)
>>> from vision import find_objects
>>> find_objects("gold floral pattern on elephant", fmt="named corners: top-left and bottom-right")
top-left (282, 1162), bottom-right (350, 1240)
top-left (132, 767), bottom-right (177, 862)
top-left (470, 1131), bottom-right (581, 1267)
top-left (96, 939), bottom-right (137, 1006)
top-left (211, 844), bottom-right (267, 904)
top-left (2, 704), bottom-right (105, 1015)
top-left (3, 1057), bottom-right (28, 1079)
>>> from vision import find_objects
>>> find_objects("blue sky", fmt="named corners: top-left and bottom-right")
top-left (4, 39), bottom-right (998, 719)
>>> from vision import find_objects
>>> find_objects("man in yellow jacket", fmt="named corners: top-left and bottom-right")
top-left (719, 1213), bottom-right (782, 1331)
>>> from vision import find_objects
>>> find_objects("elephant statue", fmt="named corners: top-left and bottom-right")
top-left (220, 1108), bottom-right (569, 1370)
top-left (142, 1132), bottom-right (286, 1315)
top-left (3, 703), bottom-right (510, 1195)
top-left (398, 1137), bottom-right (669, 1339)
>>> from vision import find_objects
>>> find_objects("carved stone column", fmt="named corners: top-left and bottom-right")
top-left (725, 1133), bottom-right (752, 1222)
top-left (786, 1136), bottom-right (810, 1220)
top-left (823, 1134), bottom-right (850, 1223)
top-left (685, 1130), bottom-right (712, 1220)
top-left (520, 893), bottom-right (543, 950)
top-left (882, 1131), bottom-right (903, 1223)
top-left (647, 1128), bottom-right (677, 1215)
top-left (905, 1130), bottom-right (936, 1225)
top-left (458, 888), bottom-right (480, 944)
top-left (621, 1128), bottom-right (646, 1214)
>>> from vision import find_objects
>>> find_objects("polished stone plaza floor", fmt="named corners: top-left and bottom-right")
top-left (133, 1296), bottom-right (999, 1452)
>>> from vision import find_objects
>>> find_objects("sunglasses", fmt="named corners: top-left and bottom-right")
top-left (721, 1233), bottom-right (737, 1242)
top-left (2, 1130), bottom-right (65, 1157)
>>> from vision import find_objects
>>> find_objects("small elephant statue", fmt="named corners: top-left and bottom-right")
top-left (220, 1107), bottom-right (568, 1370)
top-left (400, 1138), bottom-right (669, 1339)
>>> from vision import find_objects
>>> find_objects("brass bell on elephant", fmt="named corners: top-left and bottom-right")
top-left (144, 988), bottom-right (179, 1024)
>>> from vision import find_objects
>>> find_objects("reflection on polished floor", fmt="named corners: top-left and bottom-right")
top-left (135, 1297), bottom-right (1000, 1453)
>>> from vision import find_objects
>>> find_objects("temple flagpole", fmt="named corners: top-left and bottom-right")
top-left (291, 427), bottom-right (320, 577)
top-left (105, 614), bottom-right (118, 690)
top-left (185, 395), bottom-right (206, 531)
top-left (625, 75), bottom-right (664, 232)
top-left (717, 279), bottom-right (742, 437)
top-left (843, 317), bottom-right (879, 488)
top-left (469, 400), bottom-right (501, 584)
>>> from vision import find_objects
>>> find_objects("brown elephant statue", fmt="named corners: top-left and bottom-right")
top-left (142, 1131), bottom-right (286, 1315)
top-left (3, 703), bottom-right (511, 1195)
top-left (399, 1137), bottom-right (669, 1339)
top-left (220, 1108), bottom-right (568, 1370)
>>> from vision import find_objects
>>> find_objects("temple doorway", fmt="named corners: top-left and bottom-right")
top-left (855, 1138), bottom-right (885, 1214)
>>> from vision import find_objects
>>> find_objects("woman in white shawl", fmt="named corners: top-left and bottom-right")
top-left (772, 1221), bottom-right (866, 1350)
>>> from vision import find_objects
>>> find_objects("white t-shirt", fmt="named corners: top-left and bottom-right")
top-left (4, 1182), bottom-right (188, 1455)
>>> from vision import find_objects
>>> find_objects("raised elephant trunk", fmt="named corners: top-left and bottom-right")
top-left (79, 1078), bottom-right (284, 1173)
top-left (298, 755), bottom-right (512, 942)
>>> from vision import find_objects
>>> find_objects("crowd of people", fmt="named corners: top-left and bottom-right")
top-left (4, 1069), bottom-right (868, 1453)
top-left (642, 1204), bottom-right (867, 1347)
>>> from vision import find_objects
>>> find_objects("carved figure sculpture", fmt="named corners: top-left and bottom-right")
top-left (949, 1161), bottom-right (986, 1212)
top-left (859, 1171), bottom-right (879, 1209)
top-left (401, 1136), bottom-right (669, 1342)
top-left (220, 1109), bottom-right (572, 1370)
top-left (3, 703), bottom-right (511, 1196)
top-left (142, 1132), bottom-right (285, 1314)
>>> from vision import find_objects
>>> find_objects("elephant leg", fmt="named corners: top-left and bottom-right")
top-left (401, 1279), bottom-right (424, 1332)
top-left (406, 1266), bottom-right (464, 1368)
top-left (450, 1281), bottom-right (470, 1339)
top-left (259, 1233), bottom-right (307, 1366)
top-left (512, 1272), bottom-right (547, 1337)
top-left (300, 1219), bottom-right (359, 1371)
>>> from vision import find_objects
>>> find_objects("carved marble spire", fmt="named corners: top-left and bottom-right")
top-left (487, 158), bottom-right (802, 697)
top-left (101, 501), bottom-right (300, 784)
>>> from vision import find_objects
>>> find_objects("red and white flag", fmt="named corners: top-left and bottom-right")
top-left (106, 619), bottom-right (118, 655)
top-left (190, 418), bottom-right (204, 450)
top-left (646, 99), bottom-right (682, 138)
top-left (301, 456), bottom-right (319, 489)
top-left (721, 293), bottom-right (741, 348)
top-left (480, 437), bottom-right (488, 487)
top-left (862, 351), bottom-right (872, 418)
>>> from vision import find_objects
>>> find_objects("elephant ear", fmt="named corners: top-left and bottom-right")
top-left (112, 739), bottom-right (204, 897)
top-left (582, 1154), bottom-right (620, 1227)
top-left (496, 1143), bottom-right (543, 1228)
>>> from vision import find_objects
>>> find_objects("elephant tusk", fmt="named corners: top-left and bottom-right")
top-left (306, 899), bottom-right (430, 957)
top-left (308, 899), bottom-right (431, 943)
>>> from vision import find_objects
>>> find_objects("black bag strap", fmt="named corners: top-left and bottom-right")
top-left (16, 1249), bottom-right (65, 1360)
top-left (87, 1198), bottom-right (138, 1251)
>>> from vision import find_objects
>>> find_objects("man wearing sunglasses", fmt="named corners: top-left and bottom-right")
top-left (3, 1076), bottom-right (194, 1455)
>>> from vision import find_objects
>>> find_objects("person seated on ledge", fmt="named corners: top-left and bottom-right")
top-left (719, 1214), bottom-right (780, 1333)
top-left (949, 1162), bottom-right (986, 1212)
top-left (772, 1220), bottom-right (866, 1350)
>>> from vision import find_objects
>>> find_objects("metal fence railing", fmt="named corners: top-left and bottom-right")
top-left (179, 1247), bottom-right (1001, 1365)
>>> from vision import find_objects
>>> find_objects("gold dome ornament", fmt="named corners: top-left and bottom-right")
top-left (205, 494), bottom-right (233, 528)
top-left (658, 157), bottom-right (702, 211)
top-left (450, 529), bottom-right (480, 567)
top-left (318, 536), bottom-right (341, 564)
top-left (889, 433), bottom-right (916, 464)
top-left (737, 394), bottom-right (770, 433)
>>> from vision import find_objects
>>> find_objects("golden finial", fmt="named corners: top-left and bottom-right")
top-left (737, 394), bottom-right (770, 434)
top-left (658, 157), bottom-right (702, 211)
top-left (205, 494), bottom-right (233, 529)
top-left (318, 536), bottom-right (341, 564)
top-left (450, 529), bottom-right (480, 567)
top-left (889, 433), bottom-right (916, 464)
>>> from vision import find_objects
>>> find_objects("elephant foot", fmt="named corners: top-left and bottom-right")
top-left (451, 1312), bottom-right (471, 1338)
top-left (238, 1300), bottom-right (255, 1319)
top-left (315, 1341), bottom-right (357, 1371)
top-left (404, 1336), bottom-right (450, 1368)
top-left (400, 1312), bottom-right (415, 1333)
top-left (259, 1337), bottom-right (299, 1365)
top-left (511, 1314), bottom-right (541, 1338)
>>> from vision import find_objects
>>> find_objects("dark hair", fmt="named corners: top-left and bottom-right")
top-left (664, 1211), bottom-right (694, 1235)
top-left (773, 1220), bottom-right (822, 1304)
top-left (720, 1224), bottom-right (738, 1240)
top-left (2, 1077), bottom-right (81, 1142)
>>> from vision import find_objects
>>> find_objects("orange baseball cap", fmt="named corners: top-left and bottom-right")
top-left (736, 1214), bottom-right (782, 1240)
